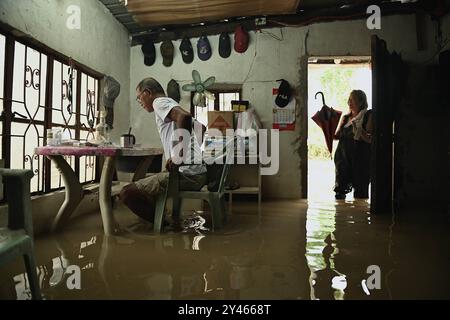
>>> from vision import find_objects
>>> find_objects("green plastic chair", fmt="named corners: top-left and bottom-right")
top-left (0, 169), bottom-right (42, 300)
top-left (154, 151), bottom-right (232, 234)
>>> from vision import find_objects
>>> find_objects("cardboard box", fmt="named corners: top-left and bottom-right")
top-left (208, 111), bottom-right (234, 134)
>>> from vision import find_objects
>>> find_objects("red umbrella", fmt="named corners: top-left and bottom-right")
top-left (311, 92), bottom-right (342, 157)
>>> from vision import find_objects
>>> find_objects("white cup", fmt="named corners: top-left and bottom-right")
top-left (120, 134), bottom-right (135, 148)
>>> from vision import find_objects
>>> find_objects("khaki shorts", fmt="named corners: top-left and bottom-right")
top-left (134, 171), bottom-right (207, 199)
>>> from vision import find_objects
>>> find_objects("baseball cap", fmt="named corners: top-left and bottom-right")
top-left (197, 35), bottom-right (212, 61)
top-left (167, 79), bottom-right (180, 103)
top-left (141, 41), bottom-right (156, 66)
top-left (219, 32), bottom-right (231, 58)
top-left (160, 40), bottom-right (174, 67)
top-left (234, 25), bottom-right (249, 53)
top-left (275, 79), bottom-right (291, 108)
top-left (179, 37), bottom-right (194, 64)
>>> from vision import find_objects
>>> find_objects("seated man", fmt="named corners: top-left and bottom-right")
top-left (120, 77), bottom-right (207, 224)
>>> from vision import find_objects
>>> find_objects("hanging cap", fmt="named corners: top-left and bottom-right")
top-left (167, 79), bottom-right (180, 103)
top-left (219, 32), bottom-right (231, 58)
top-left (179, 37), bottom-right (194, 64)
top-left (160, 40), bottom-right (174, 67)
top-left (141, 41), bottom-right (156, 66)
top-left (275, 79), bottom-right (291, 108)
top-left (234, 25), bottom-right (249, 53)
top-left (197, 35), bottom-right (212, 61)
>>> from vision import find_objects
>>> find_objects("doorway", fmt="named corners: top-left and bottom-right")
top-left (307, 57), bottom-right (372, 202)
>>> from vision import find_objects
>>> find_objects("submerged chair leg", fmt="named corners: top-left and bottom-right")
top-left (154, 194), bottom-right (166, 233)
top-left (220, 197), bottom-right (228, 225)
top-left (23, 251), bottom-right (42, 300)
top-left (209, 195), bottom-right (225, 231)
top-left (172, 197), bottom-right (182, 222)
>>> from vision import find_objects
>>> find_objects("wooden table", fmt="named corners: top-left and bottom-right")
top-left (35, 146), bottom-right (163, 235)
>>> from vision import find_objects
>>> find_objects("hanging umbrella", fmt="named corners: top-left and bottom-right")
top-left (311, 92), bottom-right (342, 157)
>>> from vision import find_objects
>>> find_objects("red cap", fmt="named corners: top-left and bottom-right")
top-left (234, 25), bottom-right (249, 53)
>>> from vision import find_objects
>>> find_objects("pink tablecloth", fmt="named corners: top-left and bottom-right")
top-left (35, 146), bottom-right (118, 157)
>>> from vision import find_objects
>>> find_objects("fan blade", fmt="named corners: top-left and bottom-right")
top-left (203, 76), bottom-right (215, 88)
top-left (204, 90), bottom-right (215, 101)
top-left (182, 83), bottom-right (196, 92)
top-left (192, 70), bottom-right (202, 85)
top-left (193, 92), bottom-right (201, 106)
top-left (198, 94), bottom-right (206, 108)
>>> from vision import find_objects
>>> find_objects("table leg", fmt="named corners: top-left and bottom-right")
top-left (132, 155), bottom-right (154, 182)
top-left (99, 156), bottom-right (118, 235)
top-left (49, 155), bottom-right (83, 232)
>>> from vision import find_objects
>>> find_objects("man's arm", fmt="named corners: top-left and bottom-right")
top-left (166, 106), bottom-right (193, 171)
top-left (168, 106), bottom-right (193, 133)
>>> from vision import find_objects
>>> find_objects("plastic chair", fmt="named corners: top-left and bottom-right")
top-left (154, 152), bottom-right (232, 233)
top-left (0, 169), bottom-right (42, 300)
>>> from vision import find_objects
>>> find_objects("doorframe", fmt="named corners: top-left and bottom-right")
top-left (304, 55), bottom-right (372, 201)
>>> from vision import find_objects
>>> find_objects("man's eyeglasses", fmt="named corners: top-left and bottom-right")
top-left (136, 89), bottom-right (148, 102)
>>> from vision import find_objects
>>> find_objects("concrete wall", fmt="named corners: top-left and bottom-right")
top-left (130, 27), bottom-right (303, 199)
top-left (130, 13), bottom-right (449, 202)
top-left (0, 0), bottom-right (131, 233)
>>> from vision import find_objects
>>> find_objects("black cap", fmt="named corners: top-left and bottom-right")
top-left (219, 32), bottom-right (231, 58)
top-left (141, 41), bottom-right (156, 66)
top-left (167, 79), bottom-right (180, 103)
top-left (179, 37), bottom-right (194, 64)
top-left (160, 40), bottom-right (174, 67)
top-left (275, 79), bottom-right (292, 108)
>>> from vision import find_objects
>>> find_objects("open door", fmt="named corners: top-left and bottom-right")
top-left (370, 35), bottom-right (395, 214)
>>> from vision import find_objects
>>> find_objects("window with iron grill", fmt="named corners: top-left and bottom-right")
top-left (0, 31), bottom-right (101, 195)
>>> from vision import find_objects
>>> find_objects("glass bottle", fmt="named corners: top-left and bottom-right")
top-left (95, 111), bottom-right (110, 144)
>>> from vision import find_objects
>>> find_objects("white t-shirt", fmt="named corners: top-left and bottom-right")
top-left (153, 97), bottom-right (206, 175)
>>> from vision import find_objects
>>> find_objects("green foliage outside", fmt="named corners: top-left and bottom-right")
top-left (308, 144), bottom-right (332, 160)
top-left (319, 68), bottom-right (354, 111)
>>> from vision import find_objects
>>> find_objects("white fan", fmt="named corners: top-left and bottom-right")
top-left (182, 70), bottom-right (215, 107)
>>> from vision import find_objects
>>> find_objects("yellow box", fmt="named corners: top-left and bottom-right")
top-left (231, 100), bottom-right (249, 112)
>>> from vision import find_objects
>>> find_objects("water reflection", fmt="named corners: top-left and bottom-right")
top-left (306, 203), bottom-right (348, 300)
top-left (6, 200), bottom-right (446, 300)
top-left (5, 224), bottom-right (265, 300)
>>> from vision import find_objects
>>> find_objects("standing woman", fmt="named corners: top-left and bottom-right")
top-left (333, 90), bottom-right (373, 200)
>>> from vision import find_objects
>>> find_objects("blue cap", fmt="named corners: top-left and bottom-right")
top-left (197, 35), bottom-right (212, 61)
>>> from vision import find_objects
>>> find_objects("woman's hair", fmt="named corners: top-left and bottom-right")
top-left (350, 89), bottom-right (368, 110)
top-left (136, 77), bottom-right (165, 95)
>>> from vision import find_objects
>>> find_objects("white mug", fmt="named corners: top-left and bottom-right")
top-left (120, 134), bottom-right (135, 148)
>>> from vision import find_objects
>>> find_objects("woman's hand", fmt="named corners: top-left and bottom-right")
top-left (361, 129), bottom-right (372, 143)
